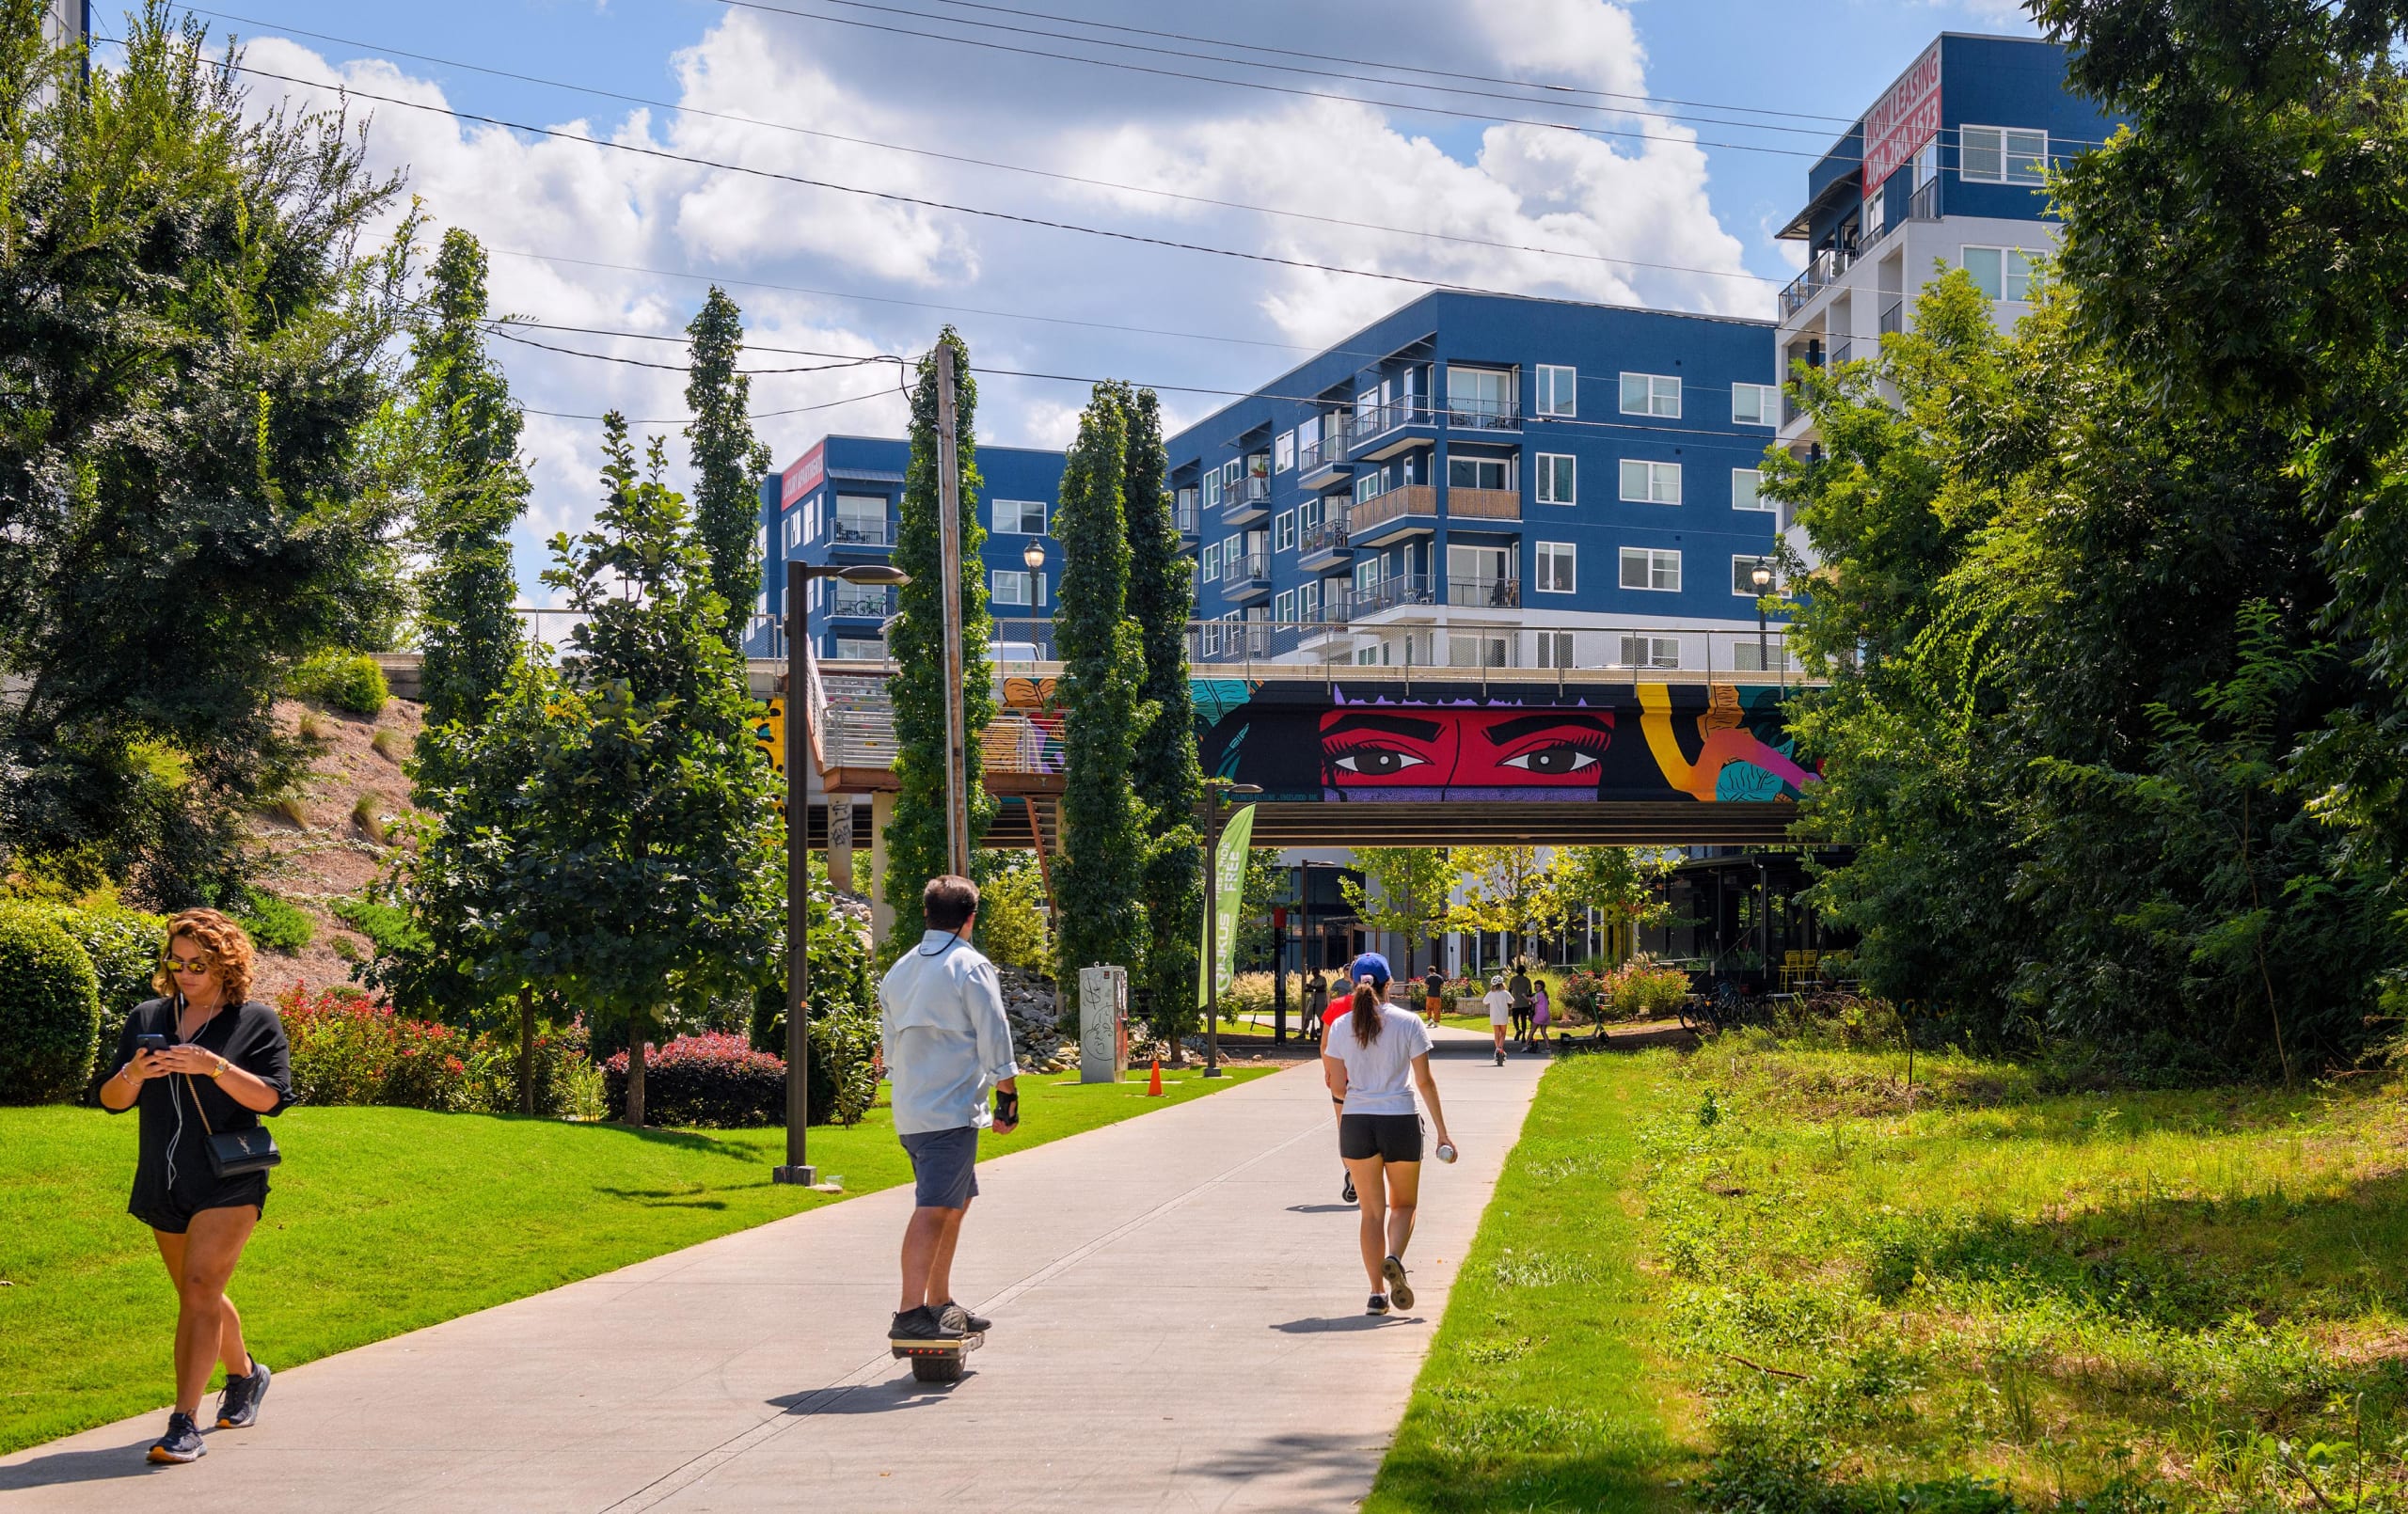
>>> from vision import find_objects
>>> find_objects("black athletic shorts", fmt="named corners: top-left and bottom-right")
top-left (1339, 1112), bottom-right (1424, 1163)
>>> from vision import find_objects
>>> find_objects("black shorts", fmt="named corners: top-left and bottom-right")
top-left (129, 1171), bottom-right (268, 1235)
top-left (1339, 1112), bottom-right (1424, 1163)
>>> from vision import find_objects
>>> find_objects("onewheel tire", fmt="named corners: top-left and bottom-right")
top-left (911, 1354), bottom-right (963, 1383)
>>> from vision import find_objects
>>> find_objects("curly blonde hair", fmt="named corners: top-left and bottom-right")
top-left (151, 908), bottom-right (257, 1005)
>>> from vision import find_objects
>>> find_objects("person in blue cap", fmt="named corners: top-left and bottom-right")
top-left (1323, 952), bottom-right (1394, 1202)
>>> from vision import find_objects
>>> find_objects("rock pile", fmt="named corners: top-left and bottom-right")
top-left (996, 966), bottom-right (1076, 1073)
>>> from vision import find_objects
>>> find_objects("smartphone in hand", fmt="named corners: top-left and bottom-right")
top-left (136, 1033), bottom-right (170, 1054)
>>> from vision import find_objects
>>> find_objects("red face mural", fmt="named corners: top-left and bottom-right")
top-left (1319, 709), bottom-right (1623, 799)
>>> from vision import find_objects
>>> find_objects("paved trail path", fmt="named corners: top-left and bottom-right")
top-left (2, 1030), bottom-right (1544, 1513)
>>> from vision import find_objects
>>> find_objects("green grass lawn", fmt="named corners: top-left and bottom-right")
top-left (0, 1067), bottom-right (1265, 1456)
top-left (1370, 1033), bottom-right (2408, 1513)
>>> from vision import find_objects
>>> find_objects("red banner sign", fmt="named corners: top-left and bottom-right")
top-left (1861, 39), bottom-right (1941, 197)
top-left (780, 443), bottom-right (825, 509)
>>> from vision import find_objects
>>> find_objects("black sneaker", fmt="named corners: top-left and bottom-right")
top-left (937, 1301), bottom-right (991, 1334)
top-left (1495, 1049), bottom-right (1506, 1066)
top-left (1383, 1255), bottom-right (1415, 1310)
top-left (889, 1305), bottom-right (964, 1345)
top-left (1365, 1293), bottom-right (1389, 1316)
top-left (1341, 1173), bottom-right (1356, 1204)
top-left (214, 1360), bottom-right (269, 1429)
top-left (147, 1411), bottom-right (205, 1464)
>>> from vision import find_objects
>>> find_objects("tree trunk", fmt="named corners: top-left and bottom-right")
top-left (516, 985), bottom-right (536, 1116)
top-left (625, 1009), bottom-right (649, 1127)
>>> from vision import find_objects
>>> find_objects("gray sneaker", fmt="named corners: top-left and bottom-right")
top-left (937, 1301), bottom-right (991, 1334)
top-left (215, 1360), bottom-right (270, 1429)
top-left (147, 1411), bottom-right (205, 1464)
top-left (889, 1305), bottom-right (963, 1345)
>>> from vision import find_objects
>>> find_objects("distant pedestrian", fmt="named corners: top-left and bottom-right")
top-left (1303, 972), bottom-right (1328, 1045)
top-left (1323, 985), bottom-right (1455, 1317)
top-left (881, 875), bottom-right (1020, 1351)
top-left (1529, 980), bottom-right (1551, 1049)
top-left (1421, 964), bottom-right (1445, 1029)
top-left (1507, 964), bottom-right (1533, 1047)
top-left (1482, 974), bottom-right (1512, 1065)
top-left (98, 908), bottom-right (293, 1465)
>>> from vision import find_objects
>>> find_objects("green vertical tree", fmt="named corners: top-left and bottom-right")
top-left (1450, 845), bottom-right (1551, 965)
top-left (1051, 383), bottom-right (1153, 979)
top-left (1121, 387), bottom-right (1202, 1044)
top-left (684, 286), bottom-right (773, 651)
top-left (1539, 847), bottom-right (1669, 963)
top-left (884, 327), bottom-right (996, 949)
top-left (531, 415), bottom-right (784, 1125)
top-left (1340, 847), bottom-right (1455, 977)
top-left (409, 228), bottom-right (529, 735)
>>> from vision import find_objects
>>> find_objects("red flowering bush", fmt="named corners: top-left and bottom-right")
top-left (277, 983), bottom-right (598, 1116)
top-left (605, 1032), bottom-right (786, 1128)
top-left (279, 983), bottom-right (402, 1106)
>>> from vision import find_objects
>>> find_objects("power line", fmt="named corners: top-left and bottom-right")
top-left (483, 323), bottom-right (896, 374)
top-left (176, 6), bottom-right (1777, 281)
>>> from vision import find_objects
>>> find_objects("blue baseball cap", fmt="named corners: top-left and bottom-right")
top-left (1348, 952), bottom-right (1392, 989)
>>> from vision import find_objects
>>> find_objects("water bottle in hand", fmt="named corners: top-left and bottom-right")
top-left (1435, 1142), bottom-right (1457, 1164)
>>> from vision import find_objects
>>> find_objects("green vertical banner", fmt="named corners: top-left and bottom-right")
top-left (1197, 803), bottom-right (1257, 1007)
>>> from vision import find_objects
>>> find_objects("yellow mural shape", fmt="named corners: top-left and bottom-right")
top-left (1638, 682), bottom-right (1766, 801)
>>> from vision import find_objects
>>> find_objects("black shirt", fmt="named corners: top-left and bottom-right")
top-left (1508, 972), bottom-right (1532, 1008)
top-left (107, 998), bottom-right (293, 1198)
top-left (1423, 970), bottom-right (1444, 998)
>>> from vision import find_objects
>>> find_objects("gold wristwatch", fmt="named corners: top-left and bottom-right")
top-left (208, 1057), bottom-right (229, 1080)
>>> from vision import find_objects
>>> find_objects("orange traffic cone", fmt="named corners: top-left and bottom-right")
top-left (1148, 1058), bottom-right (1164, 1096)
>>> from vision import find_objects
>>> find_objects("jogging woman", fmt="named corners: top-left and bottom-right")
top-left (97, 909), bottom-right (293, 1464)
top-left (1323, 984), bottom-right (1454, 1317)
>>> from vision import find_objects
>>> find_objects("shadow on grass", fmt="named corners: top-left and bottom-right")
top-left (590, 1188), bottom-right (736, 1209)
top-left (0, 1435), bottom-right (165, 1490)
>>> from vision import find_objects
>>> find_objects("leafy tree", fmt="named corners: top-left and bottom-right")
top-left (408, 229), bottom-right (528, 734)
top-left (1339, 847), bottom-right (1454, 977)
top-left (1450, 846), bottom-right (1551, 965)
top-left (530, 415), bottom-right (784, 1125)
top-left (1538, 847), bottom-right (1669, 963)
top-left (971, 852), bottom-right (1053, 977)
top-left (1233, 846), bottom-right (1288, 971)
top-left (683, 287), bottom-right (773, 651)
top-left (0, 3), bottom-right (411, 905)
top-left (1121, 388), bottom-right (1202, 1043)
top-left (883, 328), bottom-right (996, 949)
top-left (1052, 384), bottom-right (1153, 980)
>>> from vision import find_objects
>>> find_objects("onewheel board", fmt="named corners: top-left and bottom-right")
top-left (891, 1331), bottom-right (983, 1383)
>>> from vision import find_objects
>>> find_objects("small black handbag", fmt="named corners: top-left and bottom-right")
top-left (185, 1075), bottom-right (281, 1178)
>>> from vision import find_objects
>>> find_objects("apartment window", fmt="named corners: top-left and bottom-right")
top-left (1353, 556), bottom-right (1386, 593)
top-left (1732, 383), bottom-right (1778, 426)
top-left (834, 638), bottom-right (888, 660)
top-left (1620, 546), bottom-right (1682, 591)
top-left (833, 494), bottom-right (887, 543)
top-left (1274, 590), bottom-right (1295, 621)
top-left (1534, 364), bottom-right (1577, 418)
top-left (1620, 460), bottom-right (1682, 505)
top-left (1449, 633), bottom-right (1511, 669)
top-left (1202, 470), bottom-right (1223, 510)
top-left (1535, 453), bottom-right (1576, 505)
top-left (1274, 511), bottom-right (1296, 552)
top-left (1959, 125), bottom-right (2047, 185)
top-left (1620, 635), bottom-right (1681, 670)
top-left (754, 524), bottom-right (768, 559)
top-left (1201, 542), bottom-right (1222, 582)
top-left (1222, 459), bottom-right (1243, 489)
top-left (991, 498), bottom-right (1047, 534)
top-left (755, 591), bottom-right (768, 617)
top-left (1299, 497), bottom-right (1321, 532)
top-left (1296, 414), bottom-right (1322, 456)
top-left (1275, 430), bottom-right (1295, 472)
top-left (1535, 541), bottom-right (1576, 593)
top-left (1535, 631), bottom-right (1576, 670)
top-left (1299, 581), bottom-right (1321, 621)
top-left (1732, 468), bottom-right (1772, 513)
top-left (990, 569), bottom-right (1044, 607)
top-left (1962, 245), bottom-right (2036, 302)
top-left (1448, 454), bottom-right (1512, 492)
top-left (1733, 556), bottom-right (1781, 596)
top-left (1619, 371), bottom-right (1681, 418)
top-left (1447, 365), bottom-right (1515, 423)
top-left (784, 513), bottom-right (800, 550)
top-left (1354, 469), bottom-right (1389, 506)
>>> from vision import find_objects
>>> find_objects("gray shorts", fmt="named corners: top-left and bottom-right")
top-left (898, 1125), bottom-right (980, 1209)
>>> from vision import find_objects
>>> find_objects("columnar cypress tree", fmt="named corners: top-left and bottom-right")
top-left (884, 327), bottom-right (996, 948)
top-left (1122, 387), bottom-right (1203, 1042)
top-left (683, 287), bottom-right (773, 651)
top-left (410, 229), bottom-right (529, 735)
top-left (1052, 384), bottom-right (1153, 979)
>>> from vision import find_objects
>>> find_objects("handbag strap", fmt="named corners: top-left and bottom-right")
top-left (182, 1074), bottom-right (214, 1137)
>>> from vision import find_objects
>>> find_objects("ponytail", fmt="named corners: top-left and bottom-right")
top-left (1351, 983), bottom-right (1383, 1047)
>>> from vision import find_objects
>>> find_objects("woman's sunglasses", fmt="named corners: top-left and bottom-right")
top-left (166, 958), bottom-right (212, 975)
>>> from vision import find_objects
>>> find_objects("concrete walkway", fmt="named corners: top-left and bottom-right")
top-left (2, 1031), bottom-right (1545, 1513)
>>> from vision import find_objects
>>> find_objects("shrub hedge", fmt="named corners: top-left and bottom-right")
top-left (5, 902), bottom-right (167, 1023)
top-left (605, 1033), bottom-right (786, 1128)
top-left (0, 908), bottom-right (102, 1103)
top-left (291, 651), bottom-right (389, 717)
top-left (277, 983), bottom-right (602, 1118)
top-left (237, 888), bottom-right (314, 954)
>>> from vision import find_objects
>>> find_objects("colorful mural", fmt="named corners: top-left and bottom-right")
top-left (1197, 679), bottom-right (1814, 804)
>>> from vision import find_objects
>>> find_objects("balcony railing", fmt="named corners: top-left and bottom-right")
top-left (1350, 483), bottom-right (1432, 536)
top-left (1877, 296), bottom-right (1905, 337)
top-left (1447, 576), bottom-right (1521, 609)
top-left (1908, 176), bottom-right (1940, 223)
top-left (831, 516), bottom-right (892, 547)
top-left (1778, 242), bottom-right (1857, 317)
top-left (827, 585), bottom-right (895, 618)
top-left (1226, 552), bottom-right (1272, 589)
top-left (1300, 510), bottom-right (1352, 558)
top-left (1225, 475), bottom-right (1271, 510)
top-left (1447, 486), bottom-right (1521, 521)
top-left (1172, 489), bottom-right (1199, 535)
top-left (1445, 396), bottom-right (1521, 434)
top-left (1297, 418), bottom-right (1353, 470)
top-left (1350, 399), bottom-right (1434, 448)
top-left (1353, 573), bottom-right (1436, 615)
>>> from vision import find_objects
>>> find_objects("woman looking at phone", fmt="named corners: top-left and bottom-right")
top-left (96, 908), bottom-right (293, 1465)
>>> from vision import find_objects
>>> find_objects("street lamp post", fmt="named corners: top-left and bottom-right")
top-left (775, 558), bottom-right (910, 1187)
top-left (1751, 561), bottom-right (1774, 675)
top-left (1196, 779), bottom-right (1263, 1079)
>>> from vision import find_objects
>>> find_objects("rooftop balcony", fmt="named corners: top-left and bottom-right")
top-left (1443, 396), bottom-right (1520, 435)
top-left (1778, 244), bottom-right (1857, 319)
top-left (1222, 473), bottom-right (1271, 525)
top-left (1347, 399), bottom-right (1436, 460)
top-left (829, 515), bottom-right (893, 551)
top-left (1297, 418), bottom-right (1354, 484)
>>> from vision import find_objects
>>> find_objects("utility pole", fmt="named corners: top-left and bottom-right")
top-left (776, 559), bottom-right (817, 1186)
top-left (935, 343), bottom-right (972, 878)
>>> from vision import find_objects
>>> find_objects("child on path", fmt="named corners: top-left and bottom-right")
top-left (1529, 980), bottom-right (1552, 1050)
top-left (1482, 974), bottom-right (1512, 1065)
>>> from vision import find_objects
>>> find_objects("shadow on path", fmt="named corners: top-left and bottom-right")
top-left (0, 1437), bottom-right (164, 1491)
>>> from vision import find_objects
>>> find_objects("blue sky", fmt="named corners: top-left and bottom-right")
top-left (166, 0), bottom-right (2038, 597)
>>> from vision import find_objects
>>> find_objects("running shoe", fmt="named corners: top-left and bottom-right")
top-left (889, 1305), bottom-right (965, 1345)
top-left (937, 1301), bottom-right (991, 1334)
top-left (1342, 1172), bottom-right (1356, 1204)
top-left (1365, 1293), bottom-right (1389, 1316)
top-left (1495, 1049), bottom-right (1506, 1066)
top-left (214, 1360), bottom-right (270, 1428)
top-left (147, 1411), bottom-right (205, 1464)
top-left (1384, 1255), bottom-right (1415, 1310)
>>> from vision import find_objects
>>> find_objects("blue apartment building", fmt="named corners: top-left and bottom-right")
top-left (752, 434), bottom-right (1067, 659)
top-left (1167, 291), bottom-right (1784, 674)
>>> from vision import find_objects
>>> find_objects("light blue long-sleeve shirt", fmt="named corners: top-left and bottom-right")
top-left (879, 930), bottom-right (1021, 1136)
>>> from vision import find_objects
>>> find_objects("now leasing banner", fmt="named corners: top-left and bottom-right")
top-left (1197, 802), bottom-right (1258, 1007)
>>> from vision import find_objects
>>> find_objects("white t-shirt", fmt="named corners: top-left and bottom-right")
top-left (1482, 988), bottom-right (1512, 1025)
top-left (1323, 1005), bottom-right (1434, 1116)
